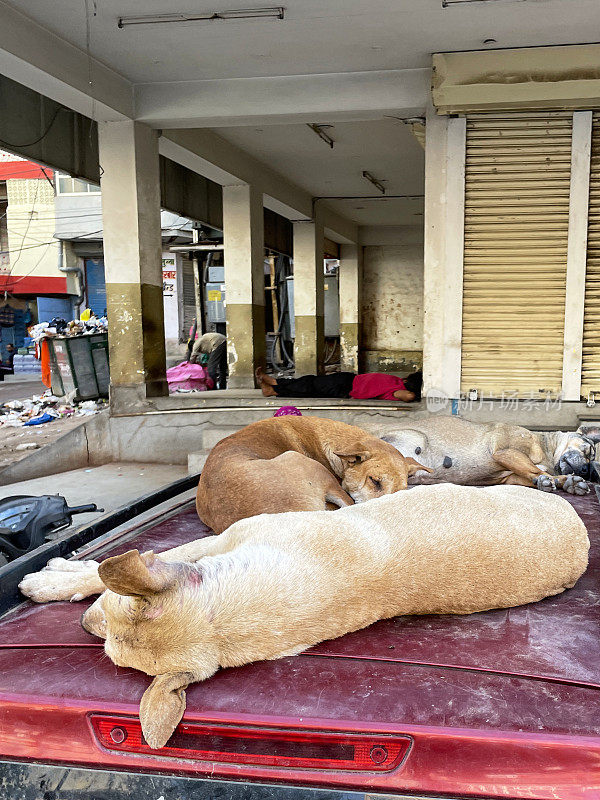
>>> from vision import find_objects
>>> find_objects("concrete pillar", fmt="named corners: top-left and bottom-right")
top-left (223, 184), bottom-right (266, 388)
top-left (562, 111), bottom-right (592, 401)
top-left (293, 217), bottom-right (325, 375)
top-left (422, 108), bottom-right (466, 401)
top-left (339, 242), bottom-right (362, 372)
top-left (98, 120), bottom-right (167, 409)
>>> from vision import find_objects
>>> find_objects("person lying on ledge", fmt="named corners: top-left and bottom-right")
top-left (255, 368), bottom-right (421, 403)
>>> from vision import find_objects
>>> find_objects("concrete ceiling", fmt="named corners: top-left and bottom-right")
top-left (2, 0), bottom-right (598, 230)
top-left (213, 118), bottom-right (425, 225)
top-left (4, 0), bottom-right (600, 84)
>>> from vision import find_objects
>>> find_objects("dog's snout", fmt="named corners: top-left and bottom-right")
top-left (80, 601), bottom-right (108, 639)
top-left (80, 608), bottom-right (94, 635)
top-left (558, 449), bottom-right (590, 477)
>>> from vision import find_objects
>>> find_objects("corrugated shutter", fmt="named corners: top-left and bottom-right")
top-left (461, 112), bottom-right (572, 397)
top-left (181, 255), bottom-right (197, 338)
top-left (581, 114), bottom-right (600, 397)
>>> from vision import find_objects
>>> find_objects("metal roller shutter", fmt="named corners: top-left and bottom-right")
top-left (181, 255), bottom-right (197, 339)
top-left (461, 112), bottom-right (572, 397)
top-left (581, 114), bottom-right (600, 397)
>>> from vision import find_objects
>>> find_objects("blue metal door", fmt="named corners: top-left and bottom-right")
top-left (85, 258), bottom-right (106, 317)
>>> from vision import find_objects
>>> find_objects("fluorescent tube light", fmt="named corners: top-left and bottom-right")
top-left (307, 124), bottom-right (335, 149)
top-left (118, 6), bottom-right (284, 28)
top-left (442, 0), bottom-right (525, 6)
top-left (362, 171), bottom-right (386, 195)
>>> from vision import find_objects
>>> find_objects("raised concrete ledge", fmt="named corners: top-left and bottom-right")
top-left (113, 388), bottom-right (416, 414)
top-left (6, 395), bottom-right (597, 487)
top-left (0, 400), bottom-right (417, 485)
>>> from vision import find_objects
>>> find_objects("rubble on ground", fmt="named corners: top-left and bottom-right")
top-left (0, 390), bottom-right (107, 428)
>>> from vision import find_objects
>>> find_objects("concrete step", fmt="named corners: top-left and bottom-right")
top-left (201, 425), bottom-right (243, 450)
top-left (191, 416), bottom-right (422, 476)
top-left (188, 450), bottom-right (210, 474)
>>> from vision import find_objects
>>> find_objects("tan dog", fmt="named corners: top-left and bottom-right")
top-left (20, 484), bottom-right (589, 749)
top-left (196, 416), bottom-right (429, 533)
top-left (379, 417), bottom-right (593, 494)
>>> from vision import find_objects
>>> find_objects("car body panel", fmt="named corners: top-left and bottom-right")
top-left (0, 495), bottom-right (599, 798)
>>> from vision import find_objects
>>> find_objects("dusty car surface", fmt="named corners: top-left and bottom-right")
top-left (0, 490), bottom-right (599, 799)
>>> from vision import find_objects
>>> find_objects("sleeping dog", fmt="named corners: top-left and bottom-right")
top-left (19, 484), bottom-right (588, 749)
top-left (196, 416), bottom-right (430, 533)
top-left (378, 417), bottom-right (597, 494)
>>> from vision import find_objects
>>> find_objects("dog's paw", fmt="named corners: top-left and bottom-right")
top-left (534, 474), bottom-right (556, 492)
top-left (19, 558), bottom-right (102, 603)
top-left (561, 475), bottom-right (591, 496)
top-left (43, 557), bottom-right (98, 573)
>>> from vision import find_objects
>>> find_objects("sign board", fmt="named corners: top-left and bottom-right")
top-left (161, 254), bottom-right (180, 341)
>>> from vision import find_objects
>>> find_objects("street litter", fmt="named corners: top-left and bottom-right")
top-left (28, 315), bottom-right (108, 342)
top-left (23, 413), bottom-right (56, 427)
top-left (15, 443), bottom-right (40, 451)
top-left (0, 389), bottom-right (107, 429)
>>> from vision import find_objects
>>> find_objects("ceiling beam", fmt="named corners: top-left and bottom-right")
top-left (135, 69), bottom-right (430, 128)
top-left (160, 129), bottom-right (358, 242)
top-left (0, 0), bottom-right (133, 121)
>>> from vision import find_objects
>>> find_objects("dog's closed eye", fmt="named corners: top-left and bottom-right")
top-left (370, 477), bottom-right (382, 491)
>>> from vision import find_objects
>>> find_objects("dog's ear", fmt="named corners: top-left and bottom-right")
top-left (577, 424), bottom-right (600, 444)
top-left (139, 671), bottom-right (195, 749)
top-left (98, 550), bottom-right (178, 597)
top-left (405, 457), bottom-right (433, 475)
top-left (333, 448), bottom-right (371, 466)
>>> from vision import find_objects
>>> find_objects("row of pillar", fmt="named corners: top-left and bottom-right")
top-left (98, 120), bottom-right (361, 409)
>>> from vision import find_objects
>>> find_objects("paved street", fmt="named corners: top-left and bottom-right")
top-left (0, 377), bottom-right (45, 404)
top-left (0, 378), bottom-right (85, 472)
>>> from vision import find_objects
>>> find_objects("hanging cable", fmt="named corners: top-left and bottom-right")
top-left (2, 240), bottom-right (57, 288)
top-left (268, 254), bottom-right (294, 371)
top-left (0, 106), bottom-right (70, 150)
top-left (8, 178), bottom-right (41, 274)
top-left (84, 0), bottom-right (98, 128)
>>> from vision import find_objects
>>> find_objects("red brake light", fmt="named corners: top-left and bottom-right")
top-left (91, 715), bottom-right (411, 772)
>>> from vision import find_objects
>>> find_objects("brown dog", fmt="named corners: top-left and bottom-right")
top-left (196, 416), bottom-right (429, 533)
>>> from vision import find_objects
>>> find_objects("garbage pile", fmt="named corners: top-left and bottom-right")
top-left (0, 390), bottom-right (107, 428)
top-left (28, 314), bottom-right (109, 343)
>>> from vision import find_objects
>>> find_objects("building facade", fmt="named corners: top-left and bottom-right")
top-left (0, 150), bottom-right (194, 358)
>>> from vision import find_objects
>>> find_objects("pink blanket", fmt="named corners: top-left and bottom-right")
top-left (167, 361), bottom-right (213, 392)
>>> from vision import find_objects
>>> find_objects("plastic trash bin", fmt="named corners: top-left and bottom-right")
top-left (47, 333), bottom-right (109, 400)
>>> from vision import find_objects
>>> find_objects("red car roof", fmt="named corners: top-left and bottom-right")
top-left (0, 493), bottom-right (599, 798)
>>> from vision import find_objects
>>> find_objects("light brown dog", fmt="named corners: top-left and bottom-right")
top-left (19, 484), bottom-right (589, 749)
top-left (196, 416), bottom-right (429, 533)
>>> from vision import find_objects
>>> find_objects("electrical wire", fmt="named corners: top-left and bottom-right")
top-left (0, 228), bottom-right (104, 259)
top-left (8, 178), bottom-right (40, 274)
top-left (84, 0), bottom-right (98, 129)
top-left (0, 240), bottom-right (60, 257)
top-left (324, 338), bottom-right (338, 365)
top-left (1, 241), bottom-right (58, 288)
top-left (0, 106), bottom-right (70, 150)
top-left (0, 165), bottom-right (57, 179)
top-left (3, 225), bottom-right (61, 248)
top-left (268, 254), bottom-right (294, 371)
top-left (7, 209), bottom-right (103, 222)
